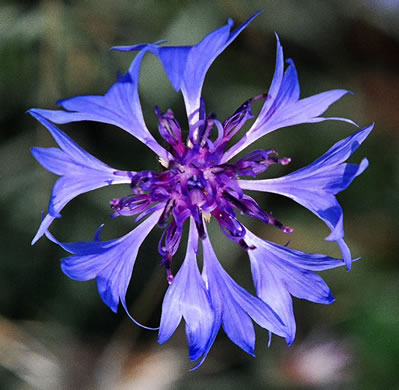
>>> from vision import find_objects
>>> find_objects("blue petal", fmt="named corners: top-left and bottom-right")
top-left (305, 123), bottom-right (373, 171)
top-left (222, 35), bottom-right (357, 162)
top-left (239, 125), bottom-right (373, 269)
top-left (45, 209), bottom-right (163, 315)
top-left (114, 12), bottom-right (262, 122)
top-left (29, 45), bottom-right (170, 161)
top-left (201, 231), bottom-right (287, 356)
top-left (30, 111), bottom-right (116, 171)
top-left (245, 229), bottom-right (344, 344)
top-left (202, 237), bottom-right (255, 355)
top-left (30, 113), bottom-right (131, 245)
top-left (158, 219), bottom-right (214, 362)
top-left (249, 255), bottom-right (296, 345)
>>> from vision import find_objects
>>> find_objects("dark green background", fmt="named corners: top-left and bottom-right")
top-left (1, 0), bottom-right (398, 389)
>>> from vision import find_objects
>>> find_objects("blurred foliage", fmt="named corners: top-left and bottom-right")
top-left (0, 0), bottom-right (398, 389)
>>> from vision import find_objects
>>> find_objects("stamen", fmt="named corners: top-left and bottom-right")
top-left (203, 212), bottom-right (212, 223)
top-left (158, 219), bottom-right (182, 267)
top-left (199, 113), bottom-right (216, 147)
top-left (214, 93), bottom-right (268, 150)
top-left (161, 253), bottom-right (174, 284)
top-left (158, 199), bottom-right (175, 228)
top-left (110, 194), bottom-right (152, 217)
top-left (158, 157), bottom-right (169, 168)
top-left (167, 269), bottom-right (174, 284)
top-left (213, 210), bottom-right (246, 240)
top-left (279, 157), bottom-right (291, 165)
top-left (222, 191), bottom-right (294, 233)
top-left (190, 98), bottom-right (207, 145)
top-left (155, 106), bottom-right (185, 157)
top-left (238, 238), bottom-right (256, 251)
top-left (190, 206), bottom-right (206, 239)
top-left (108, 99), bottom-right (294, 271)
top-left (267, 213), bottom-right (294, 233)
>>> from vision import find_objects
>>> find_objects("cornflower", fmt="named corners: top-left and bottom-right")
top-left (30, 11), bottom-right (372, 368)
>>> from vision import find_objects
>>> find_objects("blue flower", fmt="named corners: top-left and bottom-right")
top-left (30, 11), bottom-right (372, 368)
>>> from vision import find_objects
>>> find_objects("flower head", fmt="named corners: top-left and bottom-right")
top-left (30, 12), bottom-right (372, 368)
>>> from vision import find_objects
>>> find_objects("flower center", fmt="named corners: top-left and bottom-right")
top-left (110, 98), bottom-right (292, 281)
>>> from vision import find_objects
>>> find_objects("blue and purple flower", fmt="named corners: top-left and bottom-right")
top-left (30, 11), bottom-right (372, 368)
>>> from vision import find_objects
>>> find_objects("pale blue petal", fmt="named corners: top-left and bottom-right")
top-left (31, 147), bottom-right (86, 176)
top-left (114, 12), bottom-right (262, 121)
top-left (45, 209), bottom-right (163, 314)
top-left (249, 235), bottom-right (346, 272)
top-left (159, 219), bottom-right (214, 362)
top-left (221, 295), bottom-right (256, 356)
top-left (239, 125), bottom-right (373, 269)
top-left (202, 232), bottom-right (287, 355)
top-left (245, 231), bottom-right (341, 303)
top-left (28, 46), bottom-right (170, 161)
top-left (151, 46), bottom-right (190, 92)
top-left (111, 43), bottom-right (155, 52)
top-left (202, 235), bottom-right (255, 354)
top-left (30, 113), bottom-right (131, 244)
top-left (222, 36), bottom-right (356, 162)
top-left (245, 229), bottom-right (343, 343)
top-left (305, 124), bottom-right (373, 170)
top-left (30, 111), bottom-right (115, 171)
top-left (249, 253), bottom-right (296, 344)
top-left (259, 33), bottom-right (284, 116)
top-left (158, 287), bottom-right (184, 346)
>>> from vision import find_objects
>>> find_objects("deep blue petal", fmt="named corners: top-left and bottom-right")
top-left (271, 59), bottom-right (300, 111)
top-left (152, 46), bottom-right (191, 92)
top-left (114, 12), bottom-right (262, 121)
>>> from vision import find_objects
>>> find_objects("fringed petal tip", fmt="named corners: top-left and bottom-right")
top-left (27, 108), bottom-right (45, 121)
top-left (42, 210), bottom-right (162, 323)
top-left (345, 256), bottom-right (361, 272)
top-left (31, 228), bottom-right (43, 246)
top-left (27, 107), bottom-right (42, 116)
top-left (240, 9), bottom-right (263, 26)
top-left (202, 231), bottom-right (290, 357)
top-left (246, 229), bottom-right (347, 345)
top-left (221, 44), bottom-right (359, 162)
top-left (31, 211), bottom-right (58, 245)
top-left (117, 11), bottom-right (263, 121)
top-left (122, 300), bottom-right (159, 331)
top-left (286, 335), bottom-right (295, 346)
top-left (188, 351), bottom-right (211, 371)
top-left (94, 288), bottom-right (160, 332)
top-left (318, 290), bottom-right (336, 305)
top-left (111, 40), bottom-right (167, 52)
